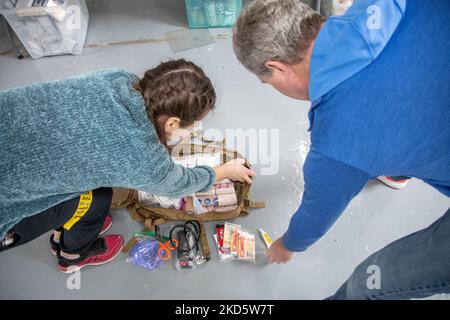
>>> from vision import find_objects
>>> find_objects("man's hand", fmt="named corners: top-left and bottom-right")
top-left (267, 237), bottom-right (294, 264)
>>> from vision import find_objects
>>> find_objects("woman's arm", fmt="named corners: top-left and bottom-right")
top-left (282, 150), bottom-right (370, 252)
top-left (126, 141), bottom-right (255, 198)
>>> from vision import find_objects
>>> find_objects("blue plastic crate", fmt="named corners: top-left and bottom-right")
top-left (185, 0), bottom-right (243, 28)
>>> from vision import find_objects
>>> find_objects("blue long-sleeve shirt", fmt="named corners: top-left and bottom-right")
top-left (283, 0), bottom-right (450, 252)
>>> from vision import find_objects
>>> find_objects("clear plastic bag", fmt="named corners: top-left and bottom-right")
top-left (1, 0), bottom-right (89, 58)
top-left (215, 223), bottom-right (256, 263)
top-left (234, 229), bottom-right (256, 263)
top-left (170, 222), bottom-right (206, 271)
top-left (126, 237), bottom-right (163, 271)
top-left (213, 234), bottom-right (234, 263)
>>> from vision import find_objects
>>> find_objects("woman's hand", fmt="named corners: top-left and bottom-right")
top-left (214, 158), bottom-right (256, 184)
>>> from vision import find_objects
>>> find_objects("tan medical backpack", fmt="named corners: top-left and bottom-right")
top-left (110, 138), bottom-right (265, 259)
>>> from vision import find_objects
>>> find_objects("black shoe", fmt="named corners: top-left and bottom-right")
top-left (49, 213), bottom-right (113, 256)
top-left (49, 234), bottom-right (60, 256)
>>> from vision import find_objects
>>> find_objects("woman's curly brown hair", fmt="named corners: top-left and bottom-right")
top-left (134, 59), bottom-right (216, 145)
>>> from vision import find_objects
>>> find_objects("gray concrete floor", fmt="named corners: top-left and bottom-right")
top-left (0, 0), bottom-right (449, 300)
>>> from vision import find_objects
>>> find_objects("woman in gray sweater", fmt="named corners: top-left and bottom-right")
top-left (0, 59), bottom-right (255, 272)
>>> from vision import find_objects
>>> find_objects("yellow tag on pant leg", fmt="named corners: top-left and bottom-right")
top-left (63, 191), bottom-right (93, 231)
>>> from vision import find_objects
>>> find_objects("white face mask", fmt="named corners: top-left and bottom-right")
top-left (166, 127), bottom-right (194, 146)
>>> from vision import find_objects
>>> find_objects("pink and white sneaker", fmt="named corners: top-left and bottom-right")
top-left (57, 235), bottom-right (124, 273)
top-left (377, 176), bottom-right (411, 189)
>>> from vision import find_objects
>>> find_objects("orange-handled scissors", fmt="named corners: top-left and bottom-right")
top-left (157, 239), bottom-right (178, 261)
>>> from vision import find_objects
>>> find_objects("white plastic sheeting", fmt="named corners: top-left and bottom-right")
top-left (1, 0), bottom-right (89, 58)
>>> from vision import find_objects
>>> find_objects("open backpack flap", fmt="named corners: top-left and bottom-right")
top-left (109, 133), bottom-right (266, 259)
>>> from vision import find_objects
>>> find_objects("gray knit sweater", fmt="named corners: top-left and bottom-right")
top-left (0, 69), bottom-right (216, 240)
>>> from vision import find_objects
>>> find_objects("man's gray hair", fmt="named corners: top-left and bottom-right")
top-left (233, 0), bottom-right (325, 76)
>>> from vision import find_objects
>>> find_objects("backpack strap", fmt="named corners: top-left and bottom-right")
top-left (247, 201), bottom-right (266, 209)
top-left (127, 205), bottom-right (143, 221)
top-left (122, 237), bottom-right (138, 253)
top-left (199, 222), bottom-right (211, 261)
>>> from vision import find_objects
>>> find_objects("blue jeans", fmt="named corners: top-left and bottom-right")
top-left (330, 208), bottom-right (450, 300)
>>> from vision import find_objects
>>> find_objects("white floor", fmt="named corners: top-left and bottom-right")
top-left (0, 0), bottom-right (449, 299)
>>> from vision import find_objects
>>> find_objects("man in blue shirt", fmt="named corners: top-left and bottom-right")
top-left (233, 0), bottom-right (449, 299)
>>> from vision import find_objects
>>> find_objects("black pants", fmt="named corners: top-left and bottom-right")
top-left (2, 188), bottom-right (112, 255)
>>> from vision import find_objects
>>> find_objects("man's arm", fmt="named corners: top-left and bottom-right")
top-left (282, 149), bottom-right (370, 252)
